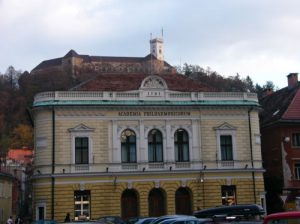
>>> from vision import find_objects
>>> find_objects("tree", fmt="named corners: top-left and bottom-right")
top-left (244, 76), bottom-right (255, 92)
top-left (9, 124), bottom-right (33, 149)
top-left (263, 81), bottom-right (276, 90)
top-left (5, 66), bottom-right (21, 89)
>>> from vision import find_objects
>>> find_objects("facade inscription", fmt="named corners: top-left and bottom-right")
top-left (118, 111), bottom-right (191, 116)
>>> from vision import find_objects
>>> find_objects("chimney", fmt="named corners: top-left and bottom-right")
top-left (262, 88), bottom-right (273, 98)
top-left (287, 73), bottom-right (298, 90)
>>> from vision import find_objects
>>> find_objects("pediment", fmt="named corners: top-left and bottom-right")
top-left (213, 122), bottom-right (237, 130)
top-left (68, 124), bottom-right (95, 133)
top-left (140, 75), bottom-right (168, 90)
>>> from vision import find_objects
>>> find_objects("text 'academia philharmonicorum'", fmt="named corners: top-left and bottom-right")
top-left (118, 111), bottom-right (191, 116)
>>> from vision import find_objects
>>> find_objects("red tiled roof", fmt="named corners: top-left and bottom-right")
top-left (71, 73), bottom-right (213, 92)
top-left (282, 89), bottom-right (300, 119)
top-left (259, 83), bottom-right (300, 126)
top-left (32, 50), bottom-right (172, 71)
top-left (7, 148), bottom-right (33, 165)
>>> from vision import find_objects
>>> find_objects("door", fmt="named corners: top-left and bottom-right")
top-left (148, 188), bottom-right (166, 217)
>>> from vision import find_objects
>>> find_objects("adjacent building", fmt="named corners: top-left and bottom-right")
top-left (0, 169), bottom-right (14, 224)
top-left (6, 148), bottom-right (34, 219)
top-left (260, 73), bottom-right (300, 213)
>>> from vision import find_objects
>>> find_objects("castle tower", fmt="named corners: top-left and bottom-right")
top-left (150, 37), bottom-right (164, 61)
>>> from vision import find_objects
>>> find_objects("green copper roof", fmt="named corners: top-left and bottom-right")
top-left (33, 100), bottom-right (260, 107)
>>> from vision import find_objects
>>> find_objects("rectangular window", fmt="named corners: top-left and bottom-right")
top-left (74, 190), bottom-right (90, 220)
top-left (221, 185), bottom-right (236, 205)
top-left (294, 163), bottom-right (300, 180)
top-left (148, 144), bottom-right (163, 162)
top-left (220, 135), bottom-right (233, 161)
top-left (292, 133), bottom-right (300, 147)
top-left (75, 137), bottom-right (89, 164)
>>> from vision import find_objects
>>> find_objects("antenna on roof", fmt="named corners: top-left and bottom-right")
top-left (161, 28), bottom-right (164, 38)
top-left (150, 33), bottom-right (153, 75)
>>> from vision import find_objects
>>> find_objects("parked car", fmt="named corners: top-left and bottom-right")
top-left (263, 210), bottom-right (300, 224)
top-left (97, 216), bottom-right (125, 224)
top-left (31, 220), bottom-right (57, 224)
top-left (126, 217), bottom-right (145, 224)
top-left (134, 217), bottom-right (156, 224)
top-left (194, 204), bottom-right (264, 221)
top-left (158, 217), bottom-right (213, 224)
top-left (150, 215), bottom-right (195, 224)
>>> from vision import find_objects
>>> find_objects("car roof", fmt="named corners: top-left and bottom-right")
top-left (153, 216), bottom-right (195, 222)
top-left (194, 204), bottom-right (264, 218)
top-left (263, 211), bottom-right (300, 223)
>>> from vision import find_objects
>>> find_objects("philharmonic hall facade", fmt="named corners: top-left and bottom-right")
top-left (31, 40), bottom-right (265, 222)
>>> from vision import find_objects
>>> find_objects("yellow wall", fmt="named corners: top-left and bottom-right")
top-left (0, 175), bottom-right (13, 224)
top-left (33, 172), bottom-right (264, 222)
top-left (33, 105), bottom-right (265, 221)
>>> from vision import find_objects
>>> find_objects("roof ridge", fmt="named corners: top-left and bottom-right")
top-left (282, 88), bottom-right (300, 119)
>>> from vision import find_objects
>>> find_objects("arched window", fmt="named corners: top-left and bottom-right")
top-left (148, 129), bottom-right (163, 162)
top-left (121, 129), bottom-right (136, 163)
top-left (174, 129), bottom-right (189, 162)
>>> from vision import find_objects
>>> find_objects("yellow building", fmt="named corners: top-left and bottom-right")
top-left (0, 171), bottom-right (14, 224)
top-left (32, 72), bottom-right (265, 222)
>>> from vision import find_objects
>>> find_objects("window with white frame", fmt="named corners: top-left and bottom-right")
top-left (75, 137), bottom-right (89, 164)
top-left (174, 129), bottom-right (189, 162)
top-left (121, 129), bottom-right (137, 163)
top-left (221, 185), bottom-right (236, 205)
top-left (294, 163), bottom-right (300, 180)
top-left (35, 202), bottom-right (46, 220)
top-left (68, 124), bottom-right (94, 166)
top-left (292, 133), bottom-right (300, 147)
top-left (74, 190), bottom-right (90, 220)
top-left (220, 135), bottom-right (233, 161)
top-left (214, 122), bottom-right (237, 165)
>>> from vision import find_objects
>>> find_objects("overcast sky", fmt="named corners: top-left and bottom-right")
top-left (1, 0), bottom-right (300, 88)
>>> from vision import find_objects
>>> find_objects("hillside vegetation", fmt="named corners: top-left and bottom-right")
top-left (0, 64), bottom-right (274, 155)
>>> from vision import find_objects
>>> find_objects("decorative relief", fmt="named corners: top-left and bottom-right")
top-left (80, 181), bottom-right (85, 191)
top-left (127, 181), bottom-right (133, 189)
top-left (155, 180), bottom-right (160, 188)
top-left (226, 178), bottom-right (232, 186)
top-left (68, 124), bottom-right (95, 133)
top-left (213, 122), bottom-right (237, 131)
top-left (143, 77), bottom-right (164, 89)
top-left (171, 125), bottom-right (192, 136)
top-left (140, 75), bottom-right (168, 90)
top-left (144, 125), bottom-right (166, 137)
top-left (181, 179), bottom-right (187, 187)
top-left (117, 125), bottom-right (139, 137)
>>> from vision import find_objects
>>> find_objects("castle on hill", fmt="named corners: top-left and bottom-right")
top-left (31, 37), bottom-right (176, 76)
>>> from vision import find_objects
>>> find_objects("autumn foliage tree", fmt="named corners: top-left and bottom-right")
top-left (0, 63), bottom-right (276, 157)
top-left (9, 124), bottom-right (33, 149)
top-left (176, 63), bottom-right (274, 94)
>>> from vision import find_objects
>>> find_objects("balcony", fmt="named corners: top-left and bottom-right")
top-left (33, 159), bottom-right (263, 176)
top-left (34, 91), bottom-right (258, 106)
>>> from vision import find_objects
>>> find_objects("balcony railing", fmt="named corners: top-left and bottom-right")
top-left (34, 91), bottom-right (258, 105)
top-left (33, 159), bottom-right (263, 176)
